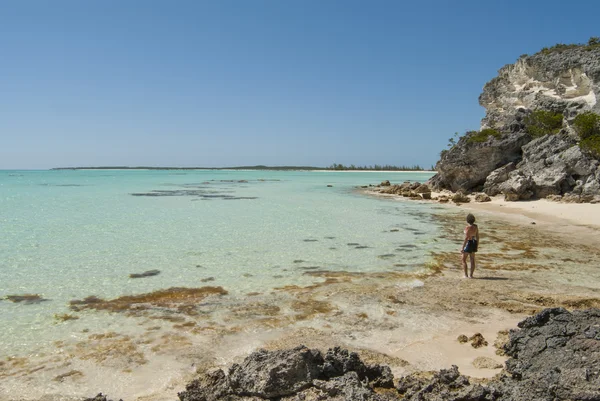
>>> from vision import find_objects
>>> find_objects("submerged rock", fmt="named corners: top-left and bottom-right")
top-left (129, 269), bottom-right (160, 278)
top-left (4, 294), bottom-right (48, 304)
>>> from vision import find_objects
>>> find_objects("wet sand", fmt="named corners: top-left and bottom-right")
top-left (2, 195), bottom-right (600, 401)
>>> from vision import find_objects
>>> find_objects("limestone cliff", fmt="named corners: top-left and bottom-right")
top-left (429, 42), bottom-right (600, 201)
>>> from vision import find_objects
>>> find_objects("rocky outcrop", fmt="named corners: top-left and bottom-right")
top-left (498, 308), bottom-right (600, 401)
top-left (89, 308), bottom-right (599, 401)
top-left (178, 346), bottom-right (393, 401)
top-left (429, 131), bottom-right (530, 192)
top-left (483, 132), bottom-right (600, 200)
top-left (430, 44), bottom-right (600, 200)
top-left (177, 309), bottom-right (598, 401)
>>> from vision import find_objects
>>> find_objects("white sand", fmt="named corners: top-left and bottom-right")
top-left (452, 195), bottom-right (600, 247)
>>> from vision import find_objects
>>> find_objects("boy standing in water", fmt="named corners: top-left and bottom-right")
top-left (461, 213), bottom-right (479, 278)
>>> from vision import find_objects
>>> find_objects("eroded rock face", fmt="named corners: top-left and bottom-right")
top-left (480, 47), bottom-right (600, 130)
top-left (430, 45), bottom-right (600, 198)
top-left (429, 131), bottom-right (530, 192)
top-left (484, 132), bottom-right (600, 199)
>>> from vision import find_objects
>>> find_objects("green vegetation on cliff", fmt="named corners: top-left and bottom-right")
top-left (539, 36), bottom-right (600, 55)
top-left (465, 128), bottom-right (502, 144)
top-left (524, 110), bottom-right (563, 137)
top-left (573, 112), bottom-right (600, 158)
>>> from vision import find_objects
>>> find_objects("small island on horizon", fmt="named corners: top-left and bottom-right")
top-left (51, 163), bottom-right (432, 172)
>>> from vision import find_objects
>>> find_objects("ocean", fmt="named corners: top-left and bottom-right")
top-left (0, 169), bottom-right (460, 399)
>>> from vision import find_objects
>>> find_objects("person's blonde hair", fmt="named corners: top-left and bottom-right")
top-left (466, 213), bottom-right (476, 225)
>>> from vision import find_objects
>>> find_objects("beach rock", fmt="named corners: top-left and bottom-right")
top-left (499, 171), bottom-right (534, 200)
top-left (415, 184), bottom-right (431, 194)
top-left (469, 333), bottom-right (488, 348)
top-left (380, 180), bottom-right (391, 187)
top-left (482, 162), bottom-right (517, 195)
top-left (438, 195), bottom-right (449, 203)
top-left (396, 365), bottom-right (498, 401)
top-left (129, 269), bottom-right (160, 279)
top-left (472, 357), bottom-right (502, 369)
top-left (421, 192), bottom-right (432, 200)
top-left (178, 346), bottom-right (394, 401)
top-left (451, 192), bottom-right (470, 204)
top-left (457, 334), bottom-right (469, 343)
top-left (474, 193), bottom-right (491, 202)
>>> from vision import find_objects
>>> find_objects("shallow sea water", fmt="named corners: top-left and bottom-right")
top-left (0, 169), bottom-right (448, 357)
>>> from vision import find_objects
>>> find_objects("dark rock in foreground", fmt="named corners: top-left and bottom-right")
top-left (178, 346), bottom-right (393, 401)
top-left (499, 307), bottom-right (600, 401)
top-left (91, 308), bottom-right (600, 401)
top-left (178, 308), bottom-right (599, 401)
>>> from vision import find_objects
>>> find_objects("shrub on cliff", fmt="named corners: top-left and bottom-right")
top-left (524, 110), bottom-right (563, 137)
top-left (573, 112), bottom-right (600, 139)
top-left (580, 136), bottom-right (600, 158)
top-left (466, 128), bottom-right (502, 144)
top-left (574, 112), bottom-right (600, 158)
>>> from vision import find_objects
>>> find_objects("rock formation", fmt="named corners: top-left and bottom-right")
top-left (171, 308), bottom-right (600, 401)
top-left (429, 43), bottom-right (600, 201)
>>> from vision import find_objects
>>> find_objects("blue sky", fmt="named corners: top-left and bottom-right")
top-left (1, 0), bottom-right (599, 169)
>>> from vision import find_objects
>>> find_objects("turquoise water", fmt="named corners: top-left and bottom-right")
top-left (0, 169), bottom-right (449, 356)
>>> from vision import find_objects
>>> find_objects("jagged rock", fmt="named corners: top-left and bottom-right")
top-left (483, 162), bottom-right (517, 195)
top-left (499, 171), bottom-right (533, 200)
top-left (469, 333), bottom-right (488, 348)
top-left (429, 131), bottom-right (530, 192)
top-left (173, 308), bottom-right (600, 401)
top-left (396, 365), bottom-right (499, 401)
top-left (480, 47), bottom-right (600, 130)
top-left (498, 308), bottom-right (600, 401)
top-left (415, 184), bottom-right (431, 194)
top-left (513, 132), bottom-right (600, 198)
top-left (178, 346), bottom-right (394, 401)
top-left (421, 192), bottom-right (432, 200)
top-left (380, 180), bottom-right (391, 187)
top-left (474, 193), bottom-right (491, 202)
top-left (457, 335), bottom-right (469, 343)
top-left (438, 195), bottom-right (449, 203)
top-left (451, 193), bottom-right (470, 204)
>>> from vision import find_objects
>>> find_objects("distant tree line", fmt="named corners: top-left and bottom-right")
top-left (327, 163), bottom-right (427, 171)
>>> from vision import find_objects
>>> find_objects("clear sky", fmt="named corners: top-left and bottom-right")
top-left (1, 0), bottom-right (599, 169)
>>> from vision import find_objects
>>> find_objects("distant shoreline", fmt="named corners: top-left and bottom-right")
top-left (50, 166), bottom-right (435, 172)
